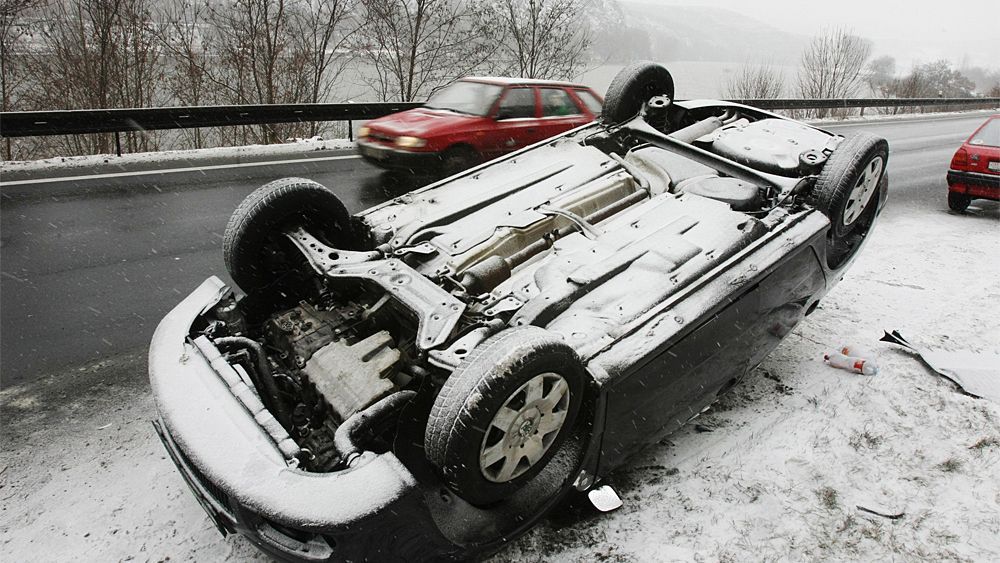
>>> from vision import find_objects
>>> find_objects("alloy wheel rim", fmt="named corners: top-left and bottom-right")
top-left (479, 372), bottom-right (570, 483)
top-left (842, 156), bottom-right (884, 226)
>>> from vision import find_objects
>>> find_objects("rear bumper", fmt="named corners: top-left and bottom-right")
top-left (947, 169), bottom-right (1000, 200)
top-left (149, 277), bottom-right (455, 562)
top-left (356, 140), bottom-right (441, 171)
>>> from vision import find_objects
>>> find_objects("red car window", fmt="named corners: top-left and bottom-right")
top-left (540, 88), bottom-right (581, 117)
top-left (573, 89), bottom-right (603, 116)
top-left (425, 81), bottom-right (503, 116)
top-left (969, 118), bottom-right (1000, 148)
top-left (496, 87), bottom-right (537, 119)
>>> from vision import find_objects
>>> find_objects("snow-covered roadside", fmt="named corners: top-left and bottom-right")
top-left (808, 107), bottom-right (998, 127)
top-left (0, 136), bottom-right (355, 177)
top-left (0, 204), bottom-right (997, 562)
top-left (495, 205), bottom-right (1000, 562)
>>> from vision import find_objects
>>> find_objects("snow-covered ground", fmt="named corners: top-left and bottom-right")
top-left (0, 136), bottom-right (355, 177)
top-left (495, 203), bottom-right (1000, 561)
top-left (0, 202), bottom-right (997, 561)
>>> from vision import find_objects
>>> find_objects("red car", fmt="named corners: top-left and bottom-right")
top-left (947, 115), bottom-right (1000, 211)
top-left (357, 77), bottom-right (603, 174)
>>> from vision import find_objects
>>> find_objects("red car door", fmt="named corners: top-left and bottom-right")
top-left (481, 86), bottom-right (545, 159)
top-left (537, 87), bottom-right (593, 140)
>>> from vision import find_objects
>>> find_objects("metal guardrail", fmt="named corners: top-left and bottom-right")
top-left (731, 97), bottom-right (1000, 111)
top-left (1, 98), bottom-right (997, 138)
top-left (0, 102), bottom-right (422, 137)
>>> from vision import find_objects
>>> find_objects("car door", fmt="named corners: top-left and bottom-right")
top-left (598, 285), bottom-right (761, 465)
top-left (537, 87), bottom-right (592, 140)
top-left (481, 86), bottom-right (544, 159)
top-left (597, 244), bottom-right (826, 469)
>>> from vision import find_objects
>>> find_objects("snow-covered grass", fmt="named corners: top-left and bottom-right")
top-left (809, 107), bottom-right (999, 127)
top-left (492, 204), bottom-right (1000, 561)
top-left (0, 200), bottom-right (997, 562)
top-left (0, 136), bottom-right (355, 176)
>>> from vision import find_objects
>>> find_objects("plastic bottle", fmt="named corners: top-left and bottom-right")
top-left (824, 351), bottom-right (878, 375)
top-left (838, 344), bottom-right (875, 359)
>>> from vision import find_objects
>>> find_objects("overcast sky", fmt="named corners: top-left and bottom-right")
top-left (631, 0), bottom-right (1000, 69)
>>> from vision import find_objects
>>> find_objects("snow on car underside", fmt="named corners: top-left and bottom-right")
top-left (204, 116), bottom-right (833, 471)
top-left (169, 64), bottom-right (886, 523)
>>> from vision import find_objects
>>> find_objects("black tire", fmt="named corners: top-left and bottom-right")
top-left (809, 133), bottom-right (889, 243)
top-left (440, 145), bottom-right (478, 177)
top-left (425, 326), bottom-right (585, 506)
top-left (948, 191), bottom-right (971, 212)
top-left (223, 177), bottom-right (351, 292)
top-left (602, 61), bottom-right (675, 124)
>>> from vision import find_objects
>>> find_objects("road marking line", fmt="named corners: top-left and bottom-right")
top-left (0, 154), bottom-right (362, 187)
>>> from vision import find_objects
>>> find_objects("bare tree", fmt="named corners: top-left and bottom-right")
top-left (26, 0), bottom-right (163, 154)
top-left (357, 0), bottom-right (496, 102)
top-left (865, 55), bottom-right (895, 96)
top-left (797, 28), bottom-right (871, 116)
top-left (1, 0), bottom-right (43, 158)
top-left (482, 0), bottom-right (591, 80)
top-left (158, 0), bottom-right (212, 147)
top-left (159, 0), bottom-right (355, 146)
top-left (723, 61), bottom-right (784, 99)
top-left (204, 0), bottom-right (312, 144)
top-left (291, 0), bottom-right (358, 135)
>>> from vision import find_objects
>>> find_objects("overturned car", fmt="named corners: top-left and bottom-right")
top-left (150, 62), bottom-right (889, 561)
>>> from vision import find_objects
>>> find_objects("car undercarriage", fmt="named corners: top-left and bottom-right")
top-left (151, 62), bottom-right (889, 561)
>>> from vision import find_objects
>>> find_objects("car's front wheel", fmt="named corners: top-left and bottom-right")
top-left (948, 191), bottom-right (971, 212)
top-left (425, 326), bottom-right (585, 506)
top-left (223, 177), bottom-right (353, 293)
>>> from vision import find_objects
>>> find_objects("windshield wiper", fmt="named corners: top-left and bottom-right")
top-left (424, 105), bottom-right (477, 116)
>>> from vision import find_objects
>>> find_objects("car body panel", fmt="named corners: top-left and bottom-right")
top-left (948, 115), bottom-right (1000, 201)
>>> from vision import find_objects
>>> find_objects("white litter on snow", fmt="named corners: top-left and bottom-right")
top-left (882, 330), bottom-right (1000, 403)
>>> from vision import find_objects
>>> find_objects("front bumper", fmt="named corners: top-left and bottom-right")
top-left (356, 139), bottom-right (441, 171)
top-left (149, 277), bottom-right (455, 562)
top-left (947, 169), bottom-right (1000, 200)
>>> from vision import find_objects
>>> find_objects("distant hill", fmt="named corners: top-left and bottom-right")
top-left (602, 2), bottom-right (808, 64)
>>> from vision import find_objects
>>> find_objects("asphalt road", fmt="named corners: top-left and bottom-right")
top-left (0, 112), bottom-right (994, 387)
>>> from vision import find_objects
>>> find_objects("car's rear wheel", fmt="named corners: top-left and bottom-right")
top-left (948, 191), bottom-right (971, 212)
top-left (602, 61), bottom-right (675, 124)
top-left (425, 326), bottom-right (585, 506)
top-left (809, 133), bottom-right (888, 267)
top-left (224, 177), bottom-right (352, 293)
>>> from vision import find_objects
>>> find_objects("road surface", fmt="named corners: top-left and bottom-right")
top-left (1, 112), bottom-right (998, 562)
top-left (1, 112), bottom-right (991, 387)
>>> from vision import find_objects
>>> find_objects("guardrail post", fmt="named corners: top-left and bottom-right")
top-left (114, 131), bottom-right (122, 157)
top-left (347, 119), bottom-right (353, 142)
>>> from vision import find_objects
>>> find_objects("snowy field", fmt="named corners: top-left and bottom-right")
top-left (1, 193), bottom-right (997, 561)
top-left (495, 203), bottom-right (1000, 561)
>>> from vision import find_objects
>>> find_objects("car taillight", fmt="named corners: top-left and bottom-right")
top-left (950, 147), bottom-right (969, 169)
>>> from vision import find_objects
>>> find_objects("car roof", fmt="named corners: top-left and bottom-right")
top-left (461, 76), bottom-right (590, 89)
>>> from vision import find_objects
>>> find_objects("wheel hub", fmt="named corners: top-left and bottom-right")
top-left (842, 156), bottom-right (884, 226)
top-left (479, 372), bottom-right (571, 483)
